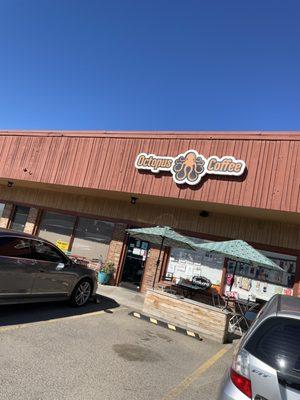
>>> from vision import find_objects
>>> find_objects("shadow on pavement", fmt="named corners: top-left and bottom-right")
top-left (227, 331), bottom-right (242, 343)
top-left (0, 294), bottom-right (120, 327)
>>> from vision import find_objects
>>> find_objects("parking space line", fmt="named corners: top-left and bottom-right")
top-left (0, 306), bottom-right (127, 333)
top-left (161, 346), bottom-right (230, 400)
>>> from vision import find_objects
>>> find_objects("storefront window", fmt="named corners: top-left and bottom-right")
top-left (38, 211), bottom-right (76, 250)
top-left (71, 218), bottom-right (115, 262)
top-left (167, 236), bottom-right (297, 302)
top-left (38, 211), bottom-right (115, 263)
top-left (225, 251), bottom-right (297, 301)
top-left (0, 203), bottom-right (5, 219)
top-left (167, 237), bottom-right (225, 285)
top-left (10, 206), bottom-right (30, 232)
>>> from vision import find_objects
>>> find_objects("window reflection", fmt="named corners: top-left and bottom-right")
top-left (71, 218), bottom-right (115, 262)
top-left (38, 211), bottom-right (76, 248)
top-left (0, 203), bottom-right (5, 219)
top-left (11, 206), bottom-right (30, 232)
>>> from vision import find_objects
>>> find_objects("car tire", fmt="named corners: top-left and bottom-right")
top-left (70, 279), bottom-right (92, 307)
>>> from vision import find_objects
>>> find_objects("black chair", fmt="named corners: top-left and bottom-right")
top-left (157, 273), bottom-right (175, 293)
top-left (162, 272), bottom-right (174, 282)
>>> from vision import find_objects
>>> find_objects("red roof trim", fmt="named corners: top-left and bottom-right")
top-left (0, 130), bottom-right (300, 141)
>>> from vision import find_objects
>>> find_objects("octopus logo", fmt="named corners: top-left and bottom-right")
top-left (172, 151), bottom-right (206, 185)
top-left (135, 149), bottom-right (246, 186)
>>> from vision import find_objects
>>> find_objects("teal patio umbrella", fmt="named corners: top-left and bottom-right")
top-left (126, 226), bottom-right (197, 288)
top-left (195, 239), bottom-right (283, 291)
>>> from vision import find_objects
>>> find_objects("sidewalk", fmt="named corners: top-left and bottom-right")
top-left (97, 285), bottom-right (145, 311)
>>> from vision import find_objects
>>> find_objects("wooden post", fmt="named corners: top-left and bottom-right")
top-left (220, 258), bottom-right (228, 295)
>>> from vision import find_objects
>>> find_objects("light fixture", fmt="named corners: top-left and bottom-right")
top-left (199, 210), bottom-right (209, 218)
top-left (131, 196), bottom-right (138, 205)
top-left (7, 181), bottom-right (14, 188)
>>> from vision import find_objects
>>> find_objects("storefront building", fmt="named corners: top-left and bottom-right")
top-left (0, 130), bottom-right (299, 300)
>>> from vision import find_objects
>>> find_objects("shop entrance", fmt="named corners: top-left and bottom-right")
top-left (120, 237), bottom-right (149, 290)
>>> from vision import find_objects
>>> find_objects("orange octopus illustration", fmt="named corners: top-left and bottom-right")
top-left (172, 151), bottom-right (205, 183)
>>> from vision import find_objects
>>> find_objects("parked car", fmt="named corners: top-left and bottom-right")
top-left (0, 230), bottom-right (98, 307)
top-left (218, 294), bottom-right (300, 400)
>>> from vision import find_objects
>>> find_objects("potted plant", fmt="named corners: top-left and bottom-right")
top-left (98, 261), bottom-right (115, 284)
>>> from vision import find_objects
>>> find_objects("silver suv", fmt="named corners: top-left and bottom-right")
top-left (218, 294), bottom-right (300, 400)
top-left (0, 230), bottom-right (98, 307)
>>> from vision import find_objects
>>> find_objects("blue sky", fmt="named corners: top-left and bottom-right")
top-left (0, 0), bottom-right (300, 130)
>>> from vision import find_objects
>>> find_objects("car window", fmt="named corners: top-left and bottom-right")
top-left (245, 317), bottom-right (300, 374)
top-left (31, 240), bottom-right (66, 263)
top-left (0, 237), bottom-right (31, 258)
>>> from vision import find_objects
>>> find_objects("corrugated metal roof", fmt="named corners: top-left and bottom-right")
top-left (0, 130), bottom-right (299, 213)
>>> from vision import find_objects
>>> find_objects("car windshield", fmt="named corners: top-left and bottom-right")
top-left (245, 317), bottom-right (300, 375)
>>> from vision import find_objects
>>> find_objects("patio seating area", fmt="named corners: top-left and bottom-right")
top-left (143, 289), bottom-right (231, 343)
top-left (158, 275), bottom-right (223, 306)
top-left (155, 275), bottom-right (263, 338)
top-left (127, 226), bottom-right (284, 341)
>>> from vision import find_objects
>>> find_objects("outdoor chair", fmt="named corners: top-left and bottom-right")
top-left (228, 298), bottom-right (260, 335)
top-left (210, 288), bottom-right (223, 308)
top-left (244, 310), bottom-right (258, 324)
top-left (157, 273), bottom-right (176, 294)
top-left (162, 272), bottom-right (174, 282)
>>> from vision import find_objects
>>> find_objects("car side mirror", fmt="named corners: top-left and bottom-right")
top-left (56, 262), bottom-right (65, 271)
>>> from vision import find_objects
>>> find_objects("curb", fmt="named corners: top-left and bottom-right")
top-left (129, 311), bottom-right (203, 341)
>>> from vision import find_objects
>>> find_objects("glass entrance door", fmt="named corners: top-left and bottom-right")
top-left (120, 237), bottom-right (149, 290)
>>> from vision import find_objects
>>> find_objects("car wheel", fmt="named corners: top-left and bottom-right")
top-left (70, 279), bottom-right (92, 307)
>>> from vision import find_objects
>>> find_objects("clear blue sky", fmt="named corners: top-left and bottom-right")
top-left (1, 0), bottom-right (300, 130)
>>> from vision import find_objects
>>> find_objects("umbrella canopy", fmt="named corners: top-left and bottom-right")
top-left (195, 239), bottom-right (282, 271)
top-left (126, 226), bottom-right (196, 288)
top-left (126, 226), bottom-right (197, 250)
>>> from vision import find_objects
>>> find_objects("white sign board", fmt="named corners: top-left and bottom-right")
top-left (135, 149), bottom-right (246, 186)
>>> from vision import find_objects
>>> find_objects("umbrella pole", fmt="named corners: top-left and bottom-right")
top-left (152, 237), bottom-right (165, 289)
top-left (229, 262), bottom-right (238, 291)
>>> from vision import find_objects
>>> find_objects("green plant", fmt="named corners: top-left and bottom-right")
top-left (99, 260), bottom-right (115, 274)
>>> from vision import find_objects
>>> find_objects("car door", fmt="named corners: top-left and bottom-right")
top-left (31, 239), bottom-right (75, 297)
top-left (0, 236), bottom-right (35, 300)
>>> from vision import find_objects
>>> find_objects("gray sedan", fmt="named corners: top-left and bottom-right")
top-left (0, 230), bottom-right (98, 307)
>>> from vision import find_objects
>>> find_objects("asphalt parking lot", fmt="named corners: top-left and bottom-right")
top-left (0, 296), bottom-right (233, 400)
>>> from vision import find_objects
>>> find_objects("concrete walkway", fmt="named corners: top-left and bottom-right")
top-left (97, 285), bottom-right (145, 311)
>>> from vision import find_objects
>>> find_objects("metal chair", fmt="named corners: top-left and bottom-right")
top-left (157, 273), bottom-right (176, 294)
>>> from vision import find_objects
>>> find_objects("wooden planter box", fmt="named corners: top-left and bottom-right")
top-left (143, 290), bottom-right (230, 343)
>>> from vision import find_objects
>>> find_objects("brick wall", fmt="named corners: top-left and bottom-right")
top-left (0, 203), bottom-right (13, 229)
top-left (140, 246), bottom-right (167, 292)
top-left (24, 208), bottom-right (39, 234)
top-left (107, 223), bottom-right (127, 284)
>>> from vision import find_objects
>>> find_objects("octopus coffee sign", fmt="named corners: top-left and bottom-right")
top-left (135, 150), bottom-right (246, 186)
